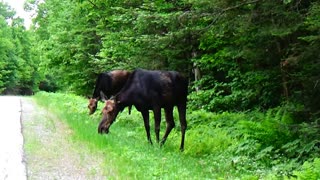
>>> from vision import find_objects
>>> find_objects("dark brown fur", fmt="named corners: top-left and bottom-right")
top-left (88, 70), bottom-right (131, 115)
top-left (98, 69), bottom-right (188, 151)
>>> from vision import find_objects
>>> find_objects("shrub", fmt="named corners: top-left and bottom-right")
top-left (292, 158), bottom-right (320, 180)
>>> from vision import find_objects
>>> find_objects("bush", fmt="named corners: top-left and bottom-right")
top-left (292, 158), bottom-right (320, 180)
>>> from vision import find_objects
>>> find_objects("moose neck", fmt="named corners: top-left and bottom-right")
top-left (110, 71), bottom-right (131, 94)
top-left (92, 87), bottom-right (102, 100)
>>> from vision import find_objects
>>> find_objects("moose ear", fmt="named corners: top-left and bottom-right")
top-left (100, 91), bottom-right (108, 102)
top-left (114, 94), bottom-right (120, 104)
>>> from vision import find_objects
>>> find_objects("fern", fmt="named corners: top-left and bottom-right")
top-left (292, 158), bottom-right (320, 180)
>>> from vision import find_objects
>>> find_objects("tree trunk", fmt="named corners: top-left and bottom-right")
top-left (192, 51), bottom-right (201, 92)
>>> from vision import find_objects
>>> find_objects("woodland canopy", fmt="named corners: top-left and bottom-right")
top-left (0, 0), bottom-right (319, 121)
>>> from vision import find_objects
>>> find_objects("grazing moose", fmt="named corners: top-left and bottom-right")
top-left (88, 70), bottom-right (131, 115)
top-left (98, 69), bottom-right (188, 151)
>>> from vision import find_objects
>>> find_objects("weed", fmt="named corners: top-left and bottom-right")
top-left (33, 92), bottom-right (320, 179)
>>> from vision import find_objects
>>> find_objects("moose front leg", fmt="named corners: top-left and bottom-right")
top-left (141, 110), bottom-right (152, 144)
top-left (178, 103), bottom-right (187, 151)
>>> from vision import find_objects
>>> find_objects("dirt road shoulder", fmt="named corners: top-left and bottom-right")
top-left (21, 97), bottom-right (108, 180)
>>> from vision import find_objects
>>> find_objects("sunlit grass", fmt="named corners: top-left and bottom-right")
top-left (33, 91), bottom-right (311, 179)
top-left (33, 92), bottom-right (239, 179)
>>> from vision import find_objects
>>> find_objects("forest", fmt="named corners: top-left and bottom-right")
top-left (1, 0), bottom-right (320, 178)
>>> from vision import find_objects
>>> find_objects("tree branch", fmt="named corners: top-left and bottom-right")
top-left (86, 0), bottom-right (100, 9)
top-left (203, 0), bottom-right (261, 31)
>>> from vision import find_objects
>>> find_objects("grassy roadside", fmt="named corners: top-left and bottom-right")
top-left (22, 97), bottom-right (109, 179)
top-left (32, 92), bottom-right (320, 179)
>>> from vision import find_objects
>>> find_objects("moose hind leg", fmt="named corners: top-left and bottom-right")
top-left (141, 110), bottom-right (152, 144)
top-left (160, 106), bottom-right (175, 146)
top-left (177, 103), bottom-right (187, 151)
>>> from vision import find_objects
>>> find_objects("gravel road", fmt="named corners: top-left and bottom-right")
top-left (0, 96), bottom-right (26, 180)
top-left (0, 96), bottom-right (109, 180)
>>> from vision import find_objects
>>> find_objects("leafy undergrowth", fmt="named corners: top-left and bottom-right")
top-left (33, 92), bottom-right (320, 179)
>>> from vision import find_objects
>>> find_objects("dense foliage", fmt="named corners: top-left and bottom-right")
top-left (2, 0), bottom-right (319, 119)
top-left (1, 0), bottom-right (319, 178)
top-left (0, 2), bottom-right (39, 94)
top-left (22, 0), bottom-right (319, 120)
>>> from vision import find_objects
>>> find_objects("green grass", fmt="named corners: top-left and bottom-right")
top-left (32, 92), bottom-right (320, 179)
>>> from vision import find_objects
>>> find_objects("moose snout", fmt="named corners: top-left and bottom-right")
top-left (98, 125), bottom-right (106, 134)
top-left (98, 121), bottom-right (110, 134)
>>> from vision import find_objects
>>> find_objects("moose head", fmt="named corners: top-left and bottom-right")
top-left (87, 98), bottom-right (98, 115)
top-left (97, 99), bottom-right (121, 134)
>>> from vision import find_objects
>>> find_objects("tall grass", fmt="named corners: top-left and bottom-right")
top-left (33, 92), bottom-right (320, 179)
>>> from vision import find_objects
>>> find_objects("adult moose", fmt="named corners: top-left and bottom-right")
top-left (88, 70), bottom-right (131, 115)
top-left (98, 69), bottom-right (188, 151)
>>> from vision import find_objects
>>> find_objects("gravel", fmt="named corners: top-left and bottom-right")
top-left (21, 97), bottom-right (110, 180)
